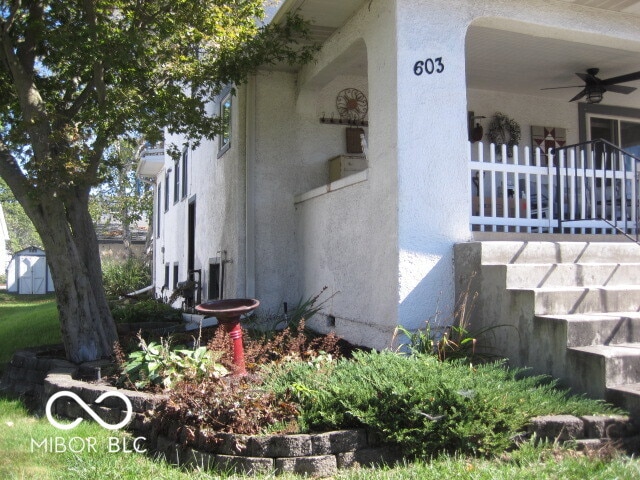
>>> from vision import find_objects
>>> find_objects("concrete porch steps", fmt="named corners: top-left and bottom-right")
top-left (454, 240), bottom-right (640, 418)
top-left (535, 312), bottom-right (640, 348)
top-left (608, 383), bottom-right (640, 419)
top-left (566, 343), bottom-right (640, 399)
top-left (498, 263), bottom-right (640, 288)
top-left (515, 286), bottom-right (640, 315)
top-left (478, 241), bottom-right (640, 265)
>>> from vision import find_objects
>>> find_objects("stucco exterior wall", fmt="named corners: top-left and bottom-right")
top-left (154, 90), bottom-right (246, 304)
top-left (152, 0), bottom-right (640, 350)
top-left (291, 0), bottom-right (399, 348)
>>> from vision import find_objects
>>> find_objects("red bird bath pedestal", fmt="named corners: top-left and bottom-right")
top-left (195, 298), bottom-right (260, 376)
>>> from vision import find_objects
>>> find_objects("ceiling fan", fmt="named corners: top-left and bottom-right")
top-left (541, 68), bottom-right (640, 104)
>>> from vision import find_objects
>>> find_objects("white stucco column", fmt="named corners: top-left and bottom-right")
top-left (395, 0), bottom-right (472, 330)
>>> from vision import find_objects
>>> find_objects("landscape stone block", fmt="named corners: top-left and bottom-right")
top-left (275, 455), bottom-right (337, 476)
top-left (581, 415), bottom-right (634, 439)
top-left (312, 429), bottom-right (368, 454)
top-left (529, 415), bottom-right (585, 441)
top-left (196, 431), bottom-right (248, 455)
top-left (183, 448), bottom-right (216, 470)
top-left (215, 454), bottom-right (274, 475)
top-left (93, 406), bottom-right (123, 426)
top-left (247, 434), bottom-right (312, 457)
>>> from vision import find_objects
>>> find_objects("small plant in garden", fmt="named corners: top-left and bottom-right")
top-left (102, 257), bottom-right (151, 297)
top-left (244, 286), bottom-right (334, 332)
top-left (394, 284), bottom-right (506, 362)
top-left (117, 334), bottom-right (228, 390)
top-left (153, 375), bottom-right (300, 437)
top-left (110, 298), bottom-right (183, 324)
top-left (207, 319), bottom-right (343, 373)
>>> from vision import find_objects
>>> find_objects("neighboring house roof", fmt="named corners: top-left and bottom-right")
top-left (95, 223), bottom-right (148, 244)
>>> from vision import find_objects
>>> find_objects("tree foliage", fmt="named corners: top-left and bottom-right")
top-left (0, 0), bottom-right (316, 362)
top-left (90, 138), bottom-right (152, 259)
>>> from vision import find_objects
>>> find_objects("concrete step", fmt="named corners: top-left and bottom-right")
top-left (607, 383), bottom-right (640, 419)
top-left (513, 286), bottom-right (640, 315)
top-left (535, 312), bottom-right (640, 347)
top-left (500, 263), bottom-right (640, 289)
top-left (478, 241), bottom-right (640, 265)
top-left (567, 344), bottom-right (640, 399)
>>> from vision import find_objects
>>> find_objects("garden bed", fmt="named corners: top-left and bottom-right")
top-left (2, 315), bottom-right (639, 478)
top-left (3, 356), bottom-right (638, 477)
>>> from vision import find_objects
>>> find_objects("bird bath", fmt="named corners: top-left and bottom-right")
top-left (195, 298), bottom-right (259, 375)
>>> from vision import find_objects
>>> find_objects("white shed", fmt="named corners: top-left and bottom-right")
top-left (6, 246), bottom-right (55, 294)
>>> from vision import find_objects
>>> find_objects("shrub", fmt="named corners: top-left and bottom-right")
top-left (153, 376), bottom-right (300, 437)
top-left (110, 299), bottom-right (182, 324)
top-left (117, 336), bottom-right (228, 390)
top-left (206, 319), bottom-right (343, 374)
top-left (102, 257), bottom-right (151, 297)
top-left (264, 350), bottom-right (620, 457)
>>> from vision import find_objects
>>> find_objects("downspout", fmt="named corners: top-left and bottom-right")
top-left (245, 75), bottom-right (257, 298)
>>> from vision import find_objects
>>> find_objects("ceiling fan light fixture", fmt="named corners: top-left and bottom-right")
top-left (586, 86), bottom-right (604, 104)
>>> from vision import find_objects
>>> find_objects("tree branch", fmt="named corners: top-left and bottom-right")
top-left (0, 142), bottom-right (33, 207)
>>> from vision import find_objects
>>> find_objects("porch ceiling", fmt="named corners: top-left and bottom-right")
top-left (466, 24), bottom-right (640, 105)
top-left (274, 0), bottom-right (640, 106)
top-left (273, 0), bottom-right (366, 42)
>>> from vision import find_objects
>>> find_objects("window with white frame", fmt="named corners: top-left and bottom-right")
top-left (218, 89), bottom-right (232, 157)
top-left (156, 182), bottom-right (162, 237)
top-left (173, 159), bottom-right (180, 204)
top-left (581, 104), bottom-right (640, 157)
top-left (181, 147), bottom-right (188, 199)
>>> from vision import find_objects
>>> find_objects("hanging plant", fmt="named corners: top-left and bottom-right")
top-left (488, 112), bottom-right (521, 154)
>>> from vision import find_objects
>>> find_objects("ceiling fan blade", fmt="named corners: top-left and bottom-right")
top-left (540, 85), bottom-right (584, 90)
top-left (605, 84), bottom-right (637, 95)
top-left (575, 72), bottom-right (598, 84)
top-left (569, 88), bottom-right (587, 102)
top-left (601, 70), bottom-right (640, 85)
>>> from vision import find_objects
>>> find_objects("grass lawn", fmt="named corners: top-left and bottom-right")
top-left (0, 291), bottom-right (61, 372)
top-left (1, 292), bottom-right (639, 478)
top-left (1, 396), bottom-right (639, 479)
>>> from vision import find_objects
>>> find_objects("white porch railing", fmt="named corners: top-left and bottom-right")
top-left (469, 140), bottom-right (640, 239)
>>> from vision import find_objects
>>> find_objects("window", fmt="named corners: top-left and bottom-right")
top-left (181, 148), bottom-right (188, 199)
top-left (164, 264), bottom-right (170, 289)
top-left (581, 104), bottom-right (640, 156)
top-left (164, 172), bottom-right (170, 212)
top-left (173, 263), bottom-right (179, 289)
top-left (156, 182), bottom-right (162, 237)
top-left (173, 159), bottom-right (180, 204)
top-left (218, 90), bottom-right (232, 157)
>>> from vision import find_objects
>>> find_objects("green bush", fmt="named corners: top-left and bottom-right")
top-left (265, 350), bottom-right (620, 457)
top-left (110, 299), bottom-right (183, 324)
top-left (102, 257), bottom-right (151, 297)
top-left (118, 336), bottom-right (228, 390)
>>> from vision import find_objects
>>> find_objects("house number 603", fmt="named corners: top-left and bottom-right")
top-left (413, 57), bottom-right (444, 76)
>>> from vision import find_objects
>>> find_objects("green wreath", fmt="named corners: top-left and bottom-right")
top-left (488, 112), bottom-right (521, 152)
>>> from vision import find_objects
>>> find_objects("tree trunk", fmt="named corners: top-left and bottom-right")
top-left (28, 191), bottom-right (118, 363)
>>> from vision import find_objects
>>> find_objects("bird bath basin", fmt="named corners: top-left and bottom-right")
top-left (195, 298), bottom-right (259, 375)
